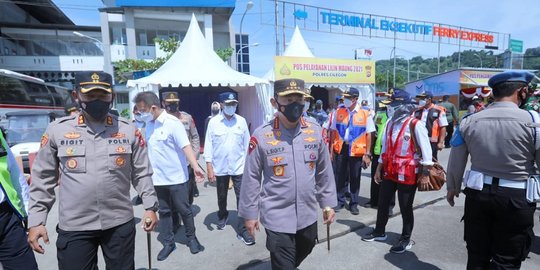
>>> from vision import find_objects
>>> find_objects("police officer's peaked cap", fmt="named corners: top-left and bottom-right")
top-left (219, 91), bottom-right (238, 103)
top-left (75, 71), bottom-right (112, 94)
top-left (343, 87), bottom-right (360, 98)
top-left (416, 91), bottom-right (433, 99)
top-left (304, 87), bottom-right (314, 100)
top-left (163, 92), bottom-right (180, 102)
top-left (274, 78), bottom-right (306, 97)
top-left (488, 70), bottom-right (535, 88)
top-left (389, 89), bottom-right (412, 106)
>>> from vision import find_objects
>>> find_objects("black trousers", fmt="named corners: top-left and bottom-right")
top-left (369, 155), bottom-right (395, 209)
top-left (155, 183), bottom-right (196, 245)
top-left (374, 179), bottom-right (417, 241)
top-left (216, 175), bottom-right (246, 233)
top-left (444, 123), bottom-right (454, 148)
top-left (265, 222), bottom-right (318, 270)
top-left (0, 202), bottom-right (37, 270)
top-left (56, 219), bottom-right (135, 270)
top-left (463, 183), bottom-right (536, 270)
top-left (335, 144), bottom-right (363, 206)
top-left (187, 166), bottom-right (199, 205)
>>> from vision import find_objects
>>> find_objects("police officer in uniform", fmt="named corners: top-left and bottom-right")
top-left (447, 71), bottom-right (538, 269)
top-left (27, 71), bottom-right (158, 270)
top-left (239, 78), bottom-right (337, 270)
top-left (162, 92), bottom-right (201, 203)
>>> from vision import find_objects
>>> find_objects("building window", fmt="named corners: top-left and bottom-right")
top-left (235, 34), bottom-right (250, 74)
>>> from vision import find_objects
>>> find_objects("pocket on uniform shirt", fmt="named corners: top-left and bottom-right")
top-left (58, 146), bottom-right (86, 173)
top-left (303, 151), bottom-right (318, 173)
top-left (107, 144), bottom-right (132, 171)
top-left (212, 130), bottom-right (227, 146)
top-left (266, 155), bottom-right (288, 178)
top-left (232, 128), bottom-right (245, 146)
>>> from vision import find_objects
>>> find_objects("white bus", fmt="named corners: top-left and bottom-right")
top-left (0, 69), bottom-right (73, 128)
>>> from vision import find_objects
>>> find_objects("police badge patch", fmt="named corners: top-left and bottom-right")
top-left (248, 136), bottom-right (258, 155)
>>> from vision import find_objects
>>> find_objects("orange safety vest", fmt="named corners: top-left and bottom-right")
top-left (382, 117), bottom-right (420, 185)
top-left (414, 104), bottom-right (445, 142)
top-left (332, 106), bottom-right (369, 157)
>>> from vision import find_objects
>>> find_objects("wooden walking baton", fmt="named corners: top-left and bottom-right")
top-left (145, 217), bottom-right (152, 270)
top-left (323, 207), bottom-right (331, 252)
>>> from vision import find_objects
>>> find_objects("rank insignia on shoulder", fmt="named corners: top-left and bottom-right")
top-left (111, 132), bottom-right (125, 139)
top-left (135, 130), bottom-right (145, 148)
top-left (106, 116), bottom-right (113, 126)
top-left (273, 165), bottom-right (285, 177)
top-left (115, 156), bottom-right (126, 167)
top-left (78, 115), bottom-right (85, 125)
top-left (304, 137), bottom-right (316, 143)
top-left (248, 136), bottom-right (258, 155)
top-left (266, 140), bottom-right (280, 146)
top-left (40, 134), bottom-right (49, 148)
top-left (264, 132), bottom-right (274, 139)
top-left (66, 158), bottom-right (78, 169)
top-left (64, 132), bottom-right (81, 139)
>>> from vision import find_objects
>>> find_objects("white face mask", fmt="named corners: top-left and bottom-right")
top-left (303, 101), bottom-right (310, 113)
top-left (139, 112), bottom-right (154, 124)
top-left (343, 99), bottom-right (353, 108)
top-left (418, 99), bottom-right (427, 107)
top-left (223, 104), bottom-right (237, 116)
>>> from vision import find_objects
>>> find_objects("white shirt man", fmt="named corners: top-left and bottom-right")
top-left (203, 91), bottom-right (253, 245)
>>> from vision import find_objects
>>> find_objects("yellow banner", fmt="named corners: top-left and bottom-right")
top-left (460, 70), bottom-right (499, 86)
top-left (274, 56), bottom-right (375, 84)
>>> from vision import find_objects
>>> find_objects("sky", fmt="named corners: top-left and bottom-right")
top-left (53, 0), bottom-right (540, 77)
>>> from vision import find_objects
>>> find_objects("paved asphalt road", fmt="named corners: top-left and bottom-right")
top-left (33, 149), bottom-right (540, 269)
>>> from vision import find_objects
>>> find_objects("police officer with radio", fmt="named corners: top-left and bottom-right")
top-left (239, 78), bottom-right (336, 270)
top-left (27, 71), bottom-right (158, 270)
top-left (447, 70), bottom-right (538, 269)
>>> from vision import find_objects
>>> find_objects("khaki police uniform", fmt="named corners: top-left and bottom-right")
top-left (447, 71), bottom-right (538, 269)
top-left (29, 71), bottom-right (157, 270)
top-left (239, 78), bottom-right (336, 270)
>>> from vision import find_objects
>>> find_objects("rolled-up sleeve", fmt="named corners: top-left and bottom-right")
top-left (239, 136), bottom-right (263, 220)
top-left (28, 126), bottom-right (59, 227)
top-left (131, 127), bottom-right (157, 210)
top-left (414, 121), bottom-right (434, 166)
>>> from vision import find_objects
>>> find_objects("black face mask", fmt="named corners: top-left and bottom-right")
top-left (79, 100), bottom-right (111, 121)
top-left (277, 101), bottom-right (304, 123)
top-left (166, 103), bottom-right (179, 113)
top-left (211, 108), bottom-right (220, 115)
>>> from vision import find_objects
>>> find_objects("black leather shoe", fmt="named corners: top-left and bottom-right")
top-left (188, 238), bottom-right (205, 254)
top-left (350, 204), bottom-right (360, 215)
top-left (157, 244), bottom-right (176, 261)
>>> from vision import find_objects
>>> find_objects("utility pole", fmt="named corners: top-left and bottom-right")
top-left (392, 33), bottom-right (397, 87)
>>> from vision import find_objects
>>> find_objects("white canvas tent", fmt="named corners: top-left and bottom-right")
top-left (263, 26), bottom-right (375, 108)
top-left (127, 14), bottom-right (271, 128)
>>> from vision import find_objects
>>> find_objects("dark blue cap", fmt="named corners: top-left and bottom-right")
top-left (389, 89), bottom-right (412, 106)
top-left (219, 92), bottom-right (238, 103)
top-left (488, 70), bottom-right (535, 88)
top-left (343, 87), bottom-right (360, 98)
top-left (335, 95), bottom-right (343, 101)
top-left (416, 91), bottom-right (433, 99)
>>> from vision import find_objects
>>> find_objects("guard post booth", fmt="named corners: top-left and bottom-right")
top-left (274, 56), bottom-right (376, 112)
top-left (404, 68), bottom-right (507, 118)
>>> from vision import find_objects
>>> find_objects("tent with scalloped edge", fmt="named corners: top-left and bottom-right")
top-left (127, 14), bottom-right (271, 133)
